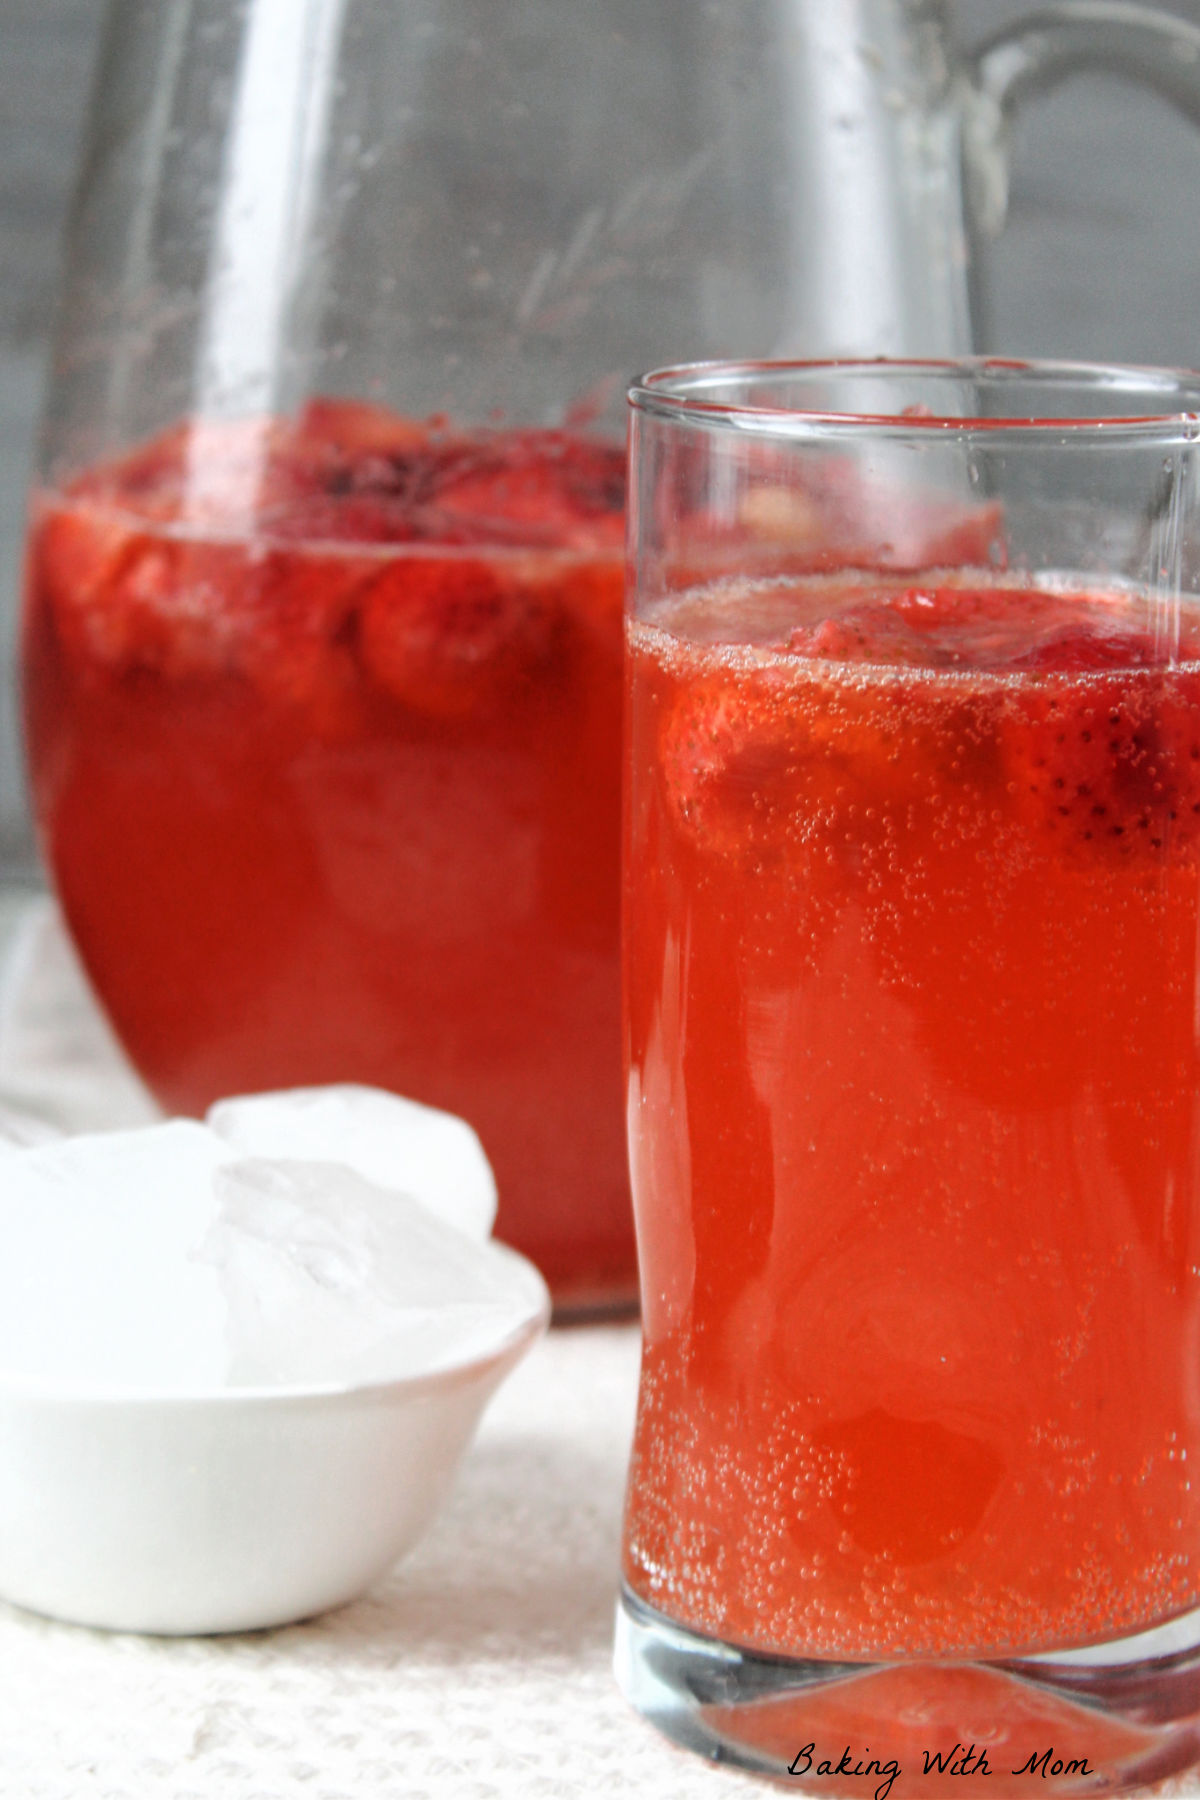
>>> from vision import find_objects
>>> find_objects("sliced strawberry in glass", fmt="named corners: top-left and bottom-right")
top-left (788, 603), bottom-right (935, 666)
top-left (1007, 621), bottom-right (1165, 674)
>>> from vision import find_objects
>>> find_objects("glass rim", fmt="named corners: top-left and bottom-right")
top-left (628, 357), bottom-right (1200, 441)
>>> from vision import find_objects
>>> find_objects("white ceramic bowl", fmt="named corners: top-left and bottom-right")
top-left (0, 1242), bottom-right (547, 1635)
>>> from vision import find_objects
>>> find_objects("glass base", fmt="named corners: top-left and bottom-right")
top-left (615, 1585), bottom-right (1200, 1795)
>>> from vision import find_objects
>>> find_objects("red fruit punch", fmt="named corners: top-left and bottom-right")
top-left (23, 405), bottom-right (631, 1308)
top-left (625, 570), bottom-right (1200, 1654)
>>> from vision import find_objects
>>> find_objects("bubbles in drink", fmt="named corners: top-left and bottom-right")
top-left (623, 570), bottom-right (1200, 1660)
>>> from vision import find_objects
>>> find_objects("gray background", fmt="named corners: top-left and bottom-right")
top-left (1, 0), bottom-right (1199, 888)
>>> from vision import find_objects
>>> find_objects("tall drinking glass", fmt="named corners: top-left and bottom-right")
top-left (619, 360), bottom-right (1200, 1791)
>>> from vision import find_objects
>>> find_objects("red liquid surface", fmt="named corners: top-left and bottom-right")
top-left (624, 571), bottom-right (1200, 1658)
top-left (24, 402), bottom-right (632, 1306)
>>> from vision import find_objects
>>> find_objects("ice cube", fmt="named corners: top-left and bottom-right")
top-left (0, 1097), bottom-right (533, 1398)
top-left (205, 1085), bottom-right (497, 1240)
top-left (199, 1157), bottom-right (526, 1387)
top-left (0, 1120), bottom-right (232, 1391)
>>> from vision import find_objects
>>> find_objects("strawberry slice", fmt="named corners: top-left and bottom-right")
top-left (38, 408), bottom-right (621, 722)
top-left (657, 658), bottom-right (951, 864)
top-left (53, 409), bottom-right (626, 553)
top-left (294, 397), bottom-right (428, 460)
top-left (34, 493), bottom-right (372, 721)
top-left (658, 682), bottom-right (788, 855)
top-left (94, 416), bottom-right (317, 530)
top-left (358, 554), bottom-right (561, 718)
top-left (252, 491), bottom-right (420, 545)
top-left (776, 577), bottom-right (1200, 861)
top-left (30, 496), bottom-right (133, 620)
top-left (1003, 671), bottom-right (1200, 858)
top-left (980, 593), bottom-right (1200, 859)
top-left (222, 545), bottom-right (373, 725)
top-left (429, 431), bottom-right (625, 551)
top-left (788, 580), bottom-right (1197, 676)
top-left (788, 603), bottom-right (934, 666)
top-left (1005, 622), bottom-right (1163, 674)
top-left (30, 501), bottom-right (233, 677)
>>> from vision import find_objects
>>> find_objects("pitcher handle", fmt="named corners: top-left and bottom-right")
top-left (963, 1), bottom-right (1200, 237)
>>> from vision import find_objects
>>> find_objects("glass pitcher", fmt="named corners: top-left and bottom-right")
top-left (22, 0), bottom-right (1200, 1310)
